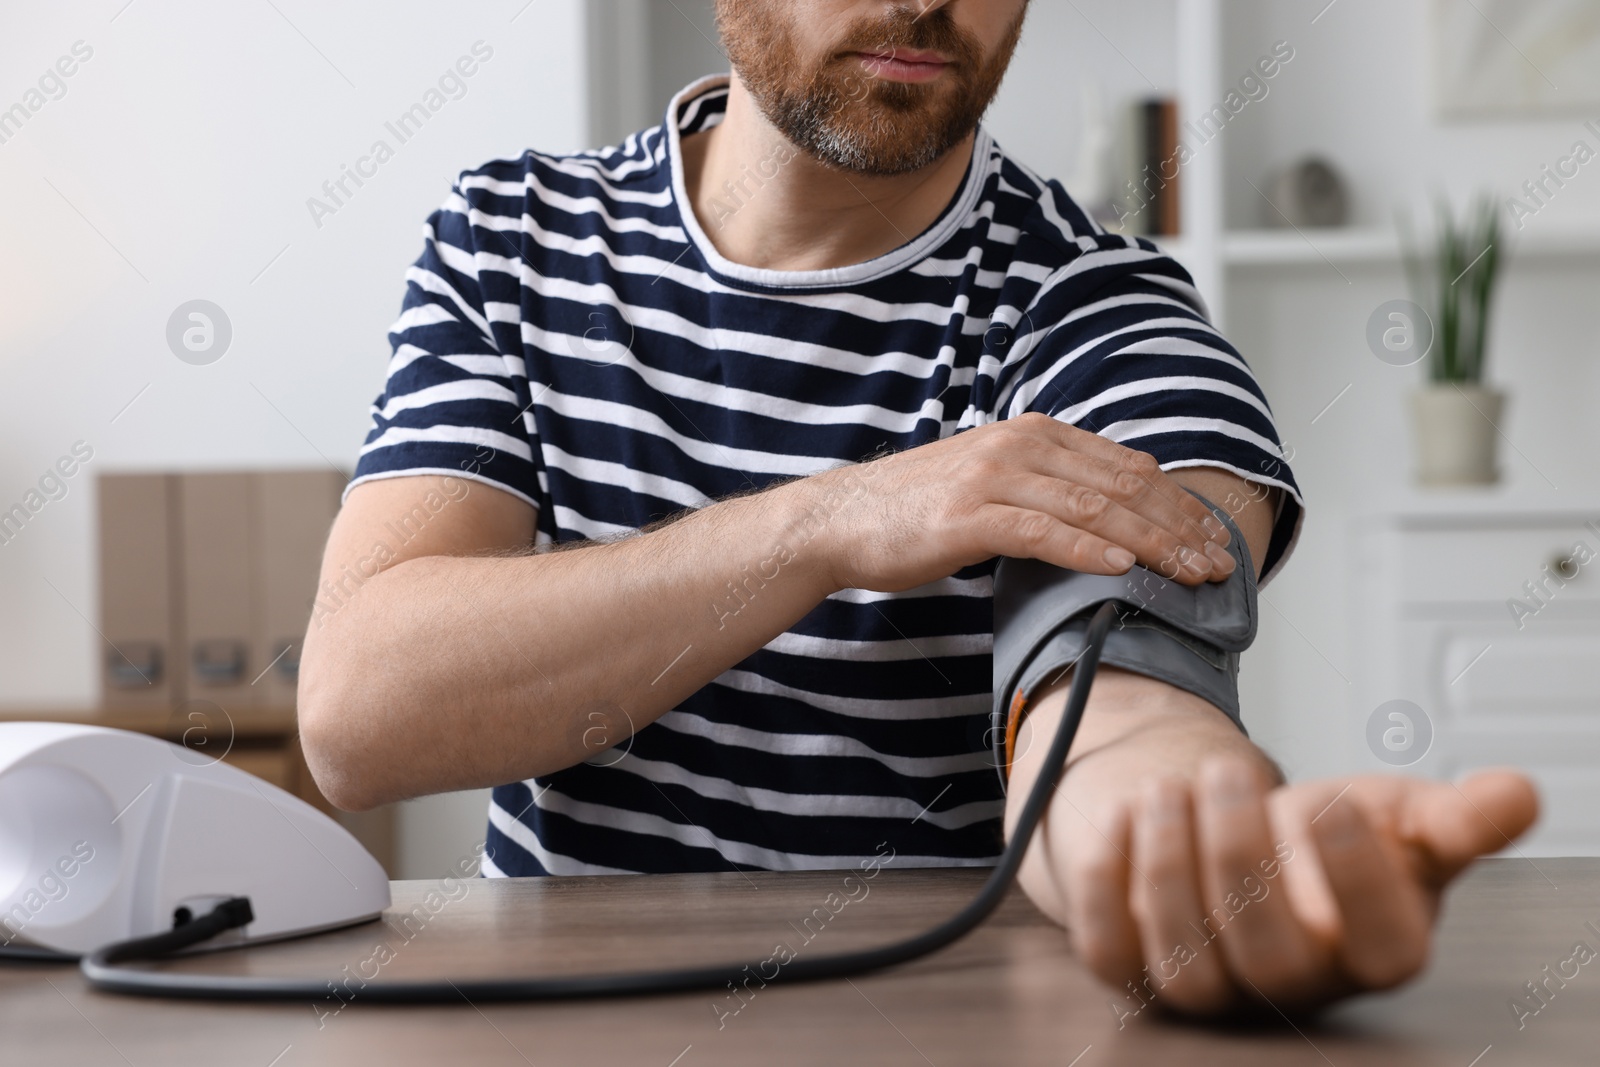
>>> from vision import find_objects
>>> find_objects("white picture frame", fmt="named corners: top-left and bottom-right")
top-left (1432, 0), bottom-right (1600, 118)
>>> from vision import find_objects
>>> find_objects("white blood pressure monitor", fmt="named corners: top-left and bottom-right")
top-left (0, 722), bottom-right (389, 958)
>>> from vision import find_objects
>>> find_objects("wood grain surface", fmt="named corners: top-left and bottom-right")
top-left (1, 859), bottom-right (1593, 1066)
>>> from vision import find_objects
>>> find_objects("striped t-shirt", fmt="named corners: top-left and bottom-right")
top-left (349, 75), bottom-right (1305, 876)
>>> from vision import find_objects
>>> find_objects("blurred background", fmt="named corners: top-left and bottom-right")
top-left (4, 0), bottom-right (1599, 877)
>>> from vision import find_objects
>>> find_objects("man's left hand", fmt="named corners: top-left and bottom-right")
top-left (1017, 735), bottom-right (1538, 1018)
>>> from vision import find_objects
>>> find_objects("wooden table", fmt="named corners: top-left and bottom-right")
top-left (3, 859), bottom-right (1594, 1065)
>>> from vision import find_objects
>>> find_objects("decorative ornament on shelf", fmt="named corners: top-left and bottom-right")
top-left (1265, 156), bottom-right (1350, 228)
top-left (1400, 193), bottom-right (1506, 487)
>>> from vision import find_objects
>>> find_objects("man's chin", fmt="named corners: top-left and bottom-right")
top-left (814, 106), bottom-right (973, 173)
top-left (807, 135), bottom-right (960, 178)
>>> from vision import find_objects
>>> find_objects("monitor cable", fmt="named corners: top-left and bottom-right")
top-left (81, 603), bottom-right (1116, 1002)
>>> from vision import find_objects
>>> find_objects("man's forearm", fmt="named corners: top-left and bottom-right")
top-left (299, 474), bottom-right (862, 810)
top-left (303, 448), bottom-right (1266, 812)
top-left (1002, 668), bottom-right (1282, 925)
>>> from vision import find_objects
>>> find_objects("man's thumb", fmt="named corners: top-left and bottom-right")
top-left (1406, 769), bottom-right (1540, 882)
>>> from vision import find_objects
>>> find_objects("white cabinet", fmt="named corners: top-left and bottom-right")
top-left (1355, 503), bottom-right (1600, 856)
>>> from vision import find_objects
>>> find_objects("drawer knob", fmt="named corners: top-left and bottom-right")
top-left (1550, 553), bottom-right (1582, 580)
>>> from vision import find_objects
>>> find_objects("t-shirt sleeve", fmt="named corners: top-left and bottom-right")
top-left (345, 175), bottom-right (543, 513)
top-left (988, 237), bottom-right (1304, 584)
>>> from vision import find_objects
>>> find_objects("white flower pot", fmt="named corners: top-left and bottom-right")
top-left (1409, 384), bottom-right (1505, 486)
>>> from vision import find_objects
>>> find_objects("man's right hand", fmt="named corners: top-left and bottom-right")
top-left (809, 411), bottom-right (1236, 594)
top-left (303, 414), bottom-right (1240, 808)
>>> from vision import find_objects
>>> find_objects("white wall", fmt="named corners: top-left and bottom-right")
top-left (647, 0), bottom-right (728, 119)
top-left (586, 0), bottom-right (654, 146)
top-left (0, 0), bottom-right (587, 877)
top-left (587, 0), bottom-right (725, 147)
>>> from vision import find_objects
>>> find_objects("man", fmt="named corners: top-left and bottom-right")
top-left (300, 0), bottom-right (1537, 1019)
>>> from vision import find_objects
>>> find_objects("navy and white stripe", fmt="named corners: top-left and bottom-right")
top-left (349, 76), bottom-right (1305, 877)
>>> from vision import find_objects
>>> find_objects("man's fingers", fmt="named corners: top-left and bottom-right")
top-left (1061, 801), bottom-right (1145, 985)
top-left (999, 473), bottom-right (1221, 583)
top-left (973, 503), bottom-right (1143, 574)
top-left (1403, 769), bottom-right (1541, 885)
top-left (1129, 777), bottom-right (1237, 1013)
top-left (1310, 799), bottom-right (1431, 989)
top-left (1194, 757), bottom-right (1323, 1001)
top-left (1007, 413), bottom-right (1230, 552)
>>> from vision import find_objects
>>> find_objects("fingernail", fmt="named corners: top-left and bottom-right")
top-left (1204, 541), bottom-right (1235, 575)
top-left (1203, 760), bottom-right (1255, 805)
top-left (1104, 546), bottom-right (1136, 570)
top-left (1180, 547), bottom-right (1212, 578)
top-left (1203, 515), bottom-right (1232, 547)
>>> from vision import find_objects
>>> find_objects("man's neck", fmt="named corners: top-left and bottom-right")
top-left (679, 77), bottom-right (975, 273)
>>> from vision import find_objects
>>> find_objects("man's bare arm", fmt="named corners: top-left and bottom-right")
top-left (298, 473), bottom-right (840, 810)
top-left (299, 415), bottom-right (1232, 811)
top-left (1003, 468), bottom-right (1538, 1016)
top-left (1004, 467), bottom-right (1281, 933)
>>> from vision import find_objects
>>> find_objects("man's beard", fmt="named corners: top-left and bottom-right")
top-left (715, 2), bottom-right (1027, 177)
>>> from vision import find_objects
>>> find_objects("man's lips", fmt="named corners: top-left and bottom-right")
top-left (853, 47), bottom-right (952, 83)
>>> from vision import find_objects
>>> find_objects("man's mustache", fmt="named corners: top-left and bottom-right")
top-left (831, 9), bottom-right (982, 66)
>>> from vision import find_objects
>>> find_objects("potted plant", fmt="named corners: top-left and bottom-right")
top-left (1400, 194), bottom-right (1506, 486)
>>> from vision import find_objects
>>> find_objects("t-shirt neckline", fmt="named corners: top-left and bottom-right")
top-left (664, 74), bottom-right (991, 292)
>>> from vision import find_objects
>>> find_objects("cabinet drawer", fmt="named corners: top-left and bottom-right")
top-left (1397, 524), bottom-right (1600, 605)
top-left (1398, 619), bottom-right (1600, 727)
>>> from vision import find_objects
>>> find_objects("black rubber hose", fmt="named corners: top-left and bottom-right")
top-left (81, 602), bottom-right (1116, 1002)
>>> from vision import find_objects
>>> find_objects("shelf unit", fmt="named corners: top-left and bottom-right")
top-left (1221, 227), bottom-right (1398, 266)
top-left (1212, 226), bottom-right (1600, 268)
top-left (1172, 0), bottom-right (1227, 322)
top-left (1165, 1), bottom-right (1403, 311)
top-left (1163, 1), bottom-right (1600, 301)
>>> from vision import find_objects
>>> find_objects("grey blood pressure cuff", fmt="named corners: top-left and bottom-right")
top-left (990, 491), bottom-right (1257, 790)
